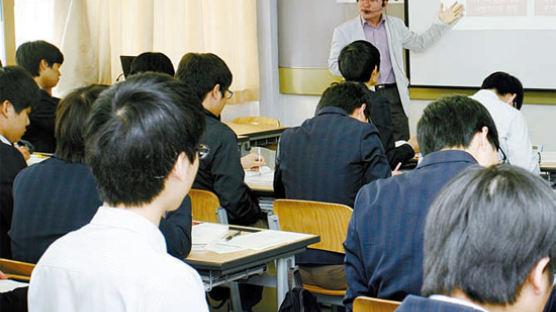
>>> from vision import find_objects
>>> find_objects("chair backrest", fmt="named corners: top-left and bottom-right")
top-left (232, 116), bottom-right (280, 128)
top-left (189, 189), bottom-right (225, 223)
top-left (273, 199), bottom-right (352, 254)
top-left (353, 296), bottom-right (401, 312)
top-left (0, 258), bottom-right (35, 281)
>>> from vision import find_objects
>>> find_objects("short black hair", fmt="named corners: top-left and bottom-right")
top-left (481, 72), bottom-right (524, 110)
top-left (316, 81), bottom-right (372, 118)
top-left (55, 84), bottom-right (108, 163)
top-left (175, 53), bottom-right (232, 101)
top-left (85, 73), bottom-right (205, 206)
top-left (0, 66), bottom-right (40, 113)
top-left (417, 95), bottom-right (500, 156)
top-left (422, 165), bottom-right (556, 305)
top-left (339, 40), bottom-right (381, 83)
top-left (129, 52), bottom-right (175, 77)
top-left (16, 40), bottom-right (64, 77)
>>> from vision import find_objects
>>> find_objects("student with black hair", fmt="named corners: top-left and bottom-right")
top-left (339, 40), bottom-right (416, 169)
top-left (16, 40), bottom-right (64, 153)
top-left (175, 52), bottom-right (263, 227)
top-left (0, 66), bottom-right (40, 259)
top-left (397, 165), bottom-right (556, 312)
top-left (471, 72), bottom-right (539, 173)
top-left (129, 52), bottom-right (175, 76)
top-left (274, 81), bottom-right (390, 290)
top-left (10, 84), bottom-right (194, 263)
top-left (344, 95), bottom-right (500, 310)
top-left (28, 73), bottom-right (208, 311)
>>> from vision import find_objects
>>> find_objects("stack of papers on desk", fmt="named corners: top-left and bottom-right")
top-left (191, 223), bottom-right (313, 254)
top-left (244, 166), bottom-right (274, 186)
top-left (226, 230), bottom-right (312, 251)
top-left (0, 279), bottom-right (28, 292)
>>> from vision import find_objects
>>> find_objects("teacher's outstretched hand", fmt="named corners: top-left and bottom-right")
top-left (439, 2), bottom-right (464, 25)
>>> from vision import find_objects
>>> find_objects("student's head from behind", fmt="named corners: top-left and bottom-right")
top-left (16, 40), bottom-right (64, 90)
top-left (417, 95), bottom-right (499, 167)
top-left (316, 81), bottom-right (371, 123)
top-left (129, 52), bottom-right (175, 77)
top-left (175, 53), bottom-right (232, 115)
top-left (85, 73), bottom-right (205, 210)
top-left (481, 71), bottom-right (524, 110)
top-left (0, 66), bottom-right (41, 143)
top-left (422, 165), bottom-right (556, 312)
top-left (55, 84), bottom-right (108, 163)
top-left (339, 40), bottom-right (381, 86)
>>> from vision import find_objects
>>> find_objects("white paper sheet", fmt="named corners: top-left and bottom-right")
top-left (0, 279), bottom-right (28, 292)
top-left (226, 230), bottom-right (313, 251)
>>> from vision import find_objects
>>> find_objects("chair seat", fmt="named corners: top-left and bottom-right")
top-left (303, 284), bottom-right (346, 296)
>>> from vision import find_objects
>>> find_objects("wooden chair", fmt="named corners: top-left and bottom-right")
top-left (189, 189), bottom-right (228, 224)
top-left (232, 116), bottom-right (280, 128)
top-left (353, 296), bottom-right (401, 312)
top-left (0, 258), bottom-right (35, 281)
top-left (273, 199), bottom-right (353, 308)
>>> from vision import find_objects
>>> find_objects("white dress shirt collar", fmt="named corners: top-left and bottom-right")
top-left (430, 294), bottom-right (489, 312)
top-left (91, 206), bottom-right (167, 253)
top-left (0, 134), bottom-right (12, 146)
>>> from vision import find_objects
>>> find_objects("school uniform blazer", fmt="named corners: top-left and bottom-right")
top-left (395, 295), bottom-right (484, 312)
top-left (329, 14), bottom-right (450, 114)
top-left (10, 156), bottom-right (192, 262)
top-left (343, 150), bottom-right (478, 310)
top-left (274, 106), bottom-right (391, 265)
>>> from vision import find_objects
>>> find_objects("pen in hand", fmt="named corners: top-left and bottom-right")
top-left (225, 230), bottom-right (241, 241)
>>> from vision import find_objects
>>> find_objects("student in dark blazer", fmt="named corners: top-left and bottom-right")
top-left (338, 40), bottom-right (416, 169)
top-left (0, 66), bottom-right (40, 259)
top-left (396, 165), bottom-right (556, 312)
top-left (343, 96), bottom-right (501, 310)
top-left (9, 83), bottom-right (193, 263)
top-left (16, 40), bottom-right (64, 153)
top-left (274, 81), bottom-right (391, 290)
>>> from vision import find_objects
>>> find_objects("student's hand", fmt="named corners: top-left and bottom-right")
top-left (439, 1), bottom-right (464, 25)
top-left (16, 145), bottom-right (31, 161)
top-left (408, 136), bottom-right (419, 153)
top-left (241, 153), bottom-right (265, 170)
top-left (0, 270), bottom-right (7, 280)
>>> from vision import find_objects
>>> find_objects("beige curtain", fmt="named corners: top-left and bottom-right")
top-left (52, 0), bottom-right (259, 104)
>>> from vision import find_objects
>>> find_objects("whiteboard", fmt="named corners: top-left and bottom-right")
top-left (408, 0), bottom-right (556, 90)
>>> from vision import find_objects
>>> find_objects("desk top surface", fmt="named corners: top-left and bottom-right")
top-left (185, 224), bottom-right (318, 274)
top-left (225, 122), bottom-right (285, 136)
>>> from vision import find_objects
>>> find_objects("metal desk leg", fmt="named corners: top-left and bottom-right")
top-left (230, 282), bottom-right (242, 312)
top-left (276, 255), bottom-right (295, 308)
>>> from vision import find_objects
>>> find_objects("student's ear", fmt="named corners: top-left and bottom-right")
top-left (39, 59), bottom-right (49, 73)
top-left (170, 152), bottom-right (190, 182)
top-left (210, 84), bottom-right (222, 101)
top-left (529, 257), bottom-right (551, 295)
top-left (0, 100), bottom-right (11, 118)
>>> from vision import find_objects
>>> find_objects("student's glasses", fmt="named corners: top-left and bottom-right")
top-left (224, 90), bottom-right (234, 100)
top-left (196, 144), bottom-right (210, 160)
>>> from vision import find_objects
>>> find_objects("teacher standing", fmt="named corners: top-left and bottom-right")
top-left (329, 0), bottom-right (463, 141)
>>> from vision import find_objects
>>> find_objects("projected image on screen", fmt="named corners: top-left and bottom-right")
top-left (467, 0), bottom-right (527, 16)
top-left (409, 1), bottom-right (556, 90)
top-left (536, 0), bottom-right (556, 16)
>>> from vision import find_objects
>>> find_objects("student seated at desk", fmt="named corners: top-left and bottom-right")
top-left (0, 66), bottom-right (40, 259)
top-left (274, 81), bottom-right (391, 290)
top-left (338, 40), bottom-right (416, 169)
top-left (16, 40), bottom-right (64, 153)
top-left (10, 84), bottom-right (194, 263)
top-left (175, 53), bottom-right (264, 227)
top-left (470, 72), bottom-right (539, 174)
top-left (344, 96), bottom-right (500, 310)
top-left (28, 73), bottom-right (208, 311)
top-left (397, 165), bottom-right (556, 312)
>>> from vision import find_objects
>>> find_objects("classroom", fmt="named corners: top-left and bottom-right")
top-left (1, 0), bottom-right (555, 311)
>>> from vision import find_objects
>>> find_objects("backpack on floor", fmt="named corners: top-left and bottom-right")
top-left (278, 266), bottom-right (321, 312)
